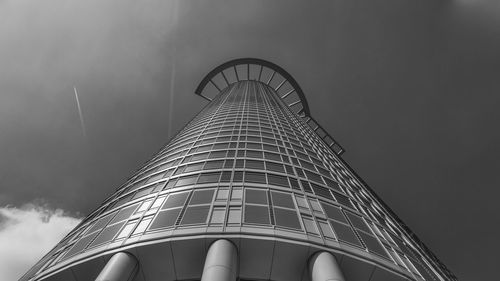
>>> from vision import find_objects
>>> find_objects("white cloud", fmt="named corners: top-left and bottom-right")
top-left (0, 204), bottom-right (81, 281)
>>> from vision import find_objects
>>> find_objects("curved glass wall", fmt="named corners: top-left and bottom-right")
top-left (22, 80), bottom-right (453, 281)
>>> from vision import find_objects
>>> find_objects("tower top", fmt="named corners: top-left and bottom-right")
top-left (195, 57), bottom-right (310, 117)
top-left (196, 58), bottom-right (345, 155)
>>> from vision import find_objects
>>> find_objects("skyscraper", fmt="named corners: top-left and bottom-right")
top-left (21, 58), bottom-right (456, 281)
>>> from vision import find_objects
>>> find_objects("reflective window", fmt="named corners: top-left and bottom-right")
top-left (210, 208), bottom-right (226, 224)
top-left (274, 208), bottom-right (301, 230)
top-left (346, 213), bottom-right (371, 233)
top-left (246, 160), bottom-right (264, 169)
top-left (358, 231), bottom-right (390, 259)
top-left (303, 217), bottom-right (319, 235)
top-left (227, 207), bottom-right (241, 224)
top-left (330, 220), bottom-right (363, 247)
top-left (308, 199), bottom-right (323, 214)
top-left (162, 192), bottom-right (189, 209)
top-left (149, 209), bottom-right (182, 230)
top-left (136, 199), bottom-right (153, 213)
top-left (190, 189), bottom-right (215, 205)
top-left (204, 160), bottom-right (224, 170)
top-left (271, 192), bottom-right (294, 209)
top-left (175, 175), bottom-right (198, 187)
top-left (198, 172), bottom-right (221, 184)
top-left (133, 216), bottom-right (153, 235)
top-left (63, 233), bottom-right (98, 259)
top-left (244, 205), bottom-right (270, 225)
top-left (321, 203), bottom-right (348, 223)
top-left (244, 172), bottom-right (266, 184)
top-left (181, 206), bottom-right (211, 225)
top-left (89, 222), bottom-right (126, 247)
top-left (318, 220), bottom-right (336, 239)
top-left (150, 196), bottom-right (166, 210)
top-left (245, 189), bottom-right (267, 205)
top-left (231, 187), bottom-right (243, 201)
top-left (109, 204), bottom-right (139, 225)
top-left (295, 195), bottom-right (308, 210)
top-left (116, 220), bottom-right (138, 239)
top-left (85, 212), bottom-right (116, 234)
top-left (267, 174), bottom-right (289, 187)
top-left (216, 189), bottom-right (229, 201)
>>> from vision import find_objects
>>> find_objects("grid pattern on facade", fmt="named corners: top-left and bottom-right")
top-left (22, 81), bottom-right (451, 281)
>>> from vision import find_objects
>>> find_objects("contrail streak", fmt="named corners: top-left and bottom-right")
top-left (73, 87), bottom-right (87, 138)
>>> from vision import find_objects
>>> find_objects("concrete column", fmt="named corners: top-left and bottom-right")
top-left (95, 252), bottom-right (138, 281)
top-left (309, 251), bottom-right (346, 281)
top-left (201, 239), bottom-right (238, 281)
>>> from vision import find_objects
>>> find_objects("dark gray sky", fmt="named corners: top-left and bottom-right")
top-left (1, 1), bottom-right (498, 280)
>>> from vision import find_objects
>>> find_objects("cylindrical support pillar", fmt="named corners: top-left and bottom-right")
top-left (309, 251), bottom-right (346, 281)
top-left (95, 252), bottom-right (138, 281)
top-left (201, 239), bottom-right (238, 281)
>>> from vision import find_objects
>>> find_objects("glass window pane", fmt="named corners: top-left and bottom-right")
top-left (332, 191), bottom-right (353, 208)
top-left (274, 208), bottom-right (301, 230)
top-left (149, 208), bottom-right (182, 230)
top-left (109, 204), bottom-right (139, 224)
top-left (85, 212), bottom-right (116, 234)
top-left (303, 217), bottom-right (319, 235)
top-left (184, 162), bottom-right (204, 172)
top-left (267, 174), bottom-right (289, 187)
top-left (204, 160), bottom-right (224, 170)
top-left (266, 162), bottom-right (285, 173)
top-left (151, 196), bottom-right (166, 209)
top-left (346, 213), bottom-right (372, 233)
top-left (63, 232), bottom-right (98, 258)
top-left (133, 185), bottom-right (156, 199)
top-left (295, 195), bottom-right (308, 209)
top-left (244, 205), bottom-right (270, 225)
top-left (271, 192), bottom-right (294, 209)
top-left (245, 189), bottom-right (267, 205)
top-left (264, 152), bottom-right (281, 161)
top-left (227, 207), bottom-right (241, 224)
top-left (216, 189), bottom-right (229, 201)
top-left (175, 175), bottom-right (198, 187)
top-left (220, 171), bottom-right (232, 182)
top-left (330, 220), bottom-right (363, 247)
top-left (136, 199), bottom-right (153, 213)
top-left (300, 180), bottom-right (312, 193)
top-left (289, 178), bottom-right (301, 191)
top-left (245, 172), bottom-right (266, 184)
top-left (197, 172), bottom-right (221, 184)
top-left (319, 220), bottom-right (336, 239)
top-left (181, 206), bottom-right (211, 225)
top-left (162, 192), bottom-right (189, 209)
top-left (133, 216), bottom-right (153, 235)
top-left (358, 232), bottom-right (390, 259)
top-left (246, 150), bottom-right (262, 159)
top-left (246, 160), bottom-right (264, 169)
top-left (305, 171), bottom-right (323, 183)
top-left (231, 188), bottom-right (242, 200)
top-left (190, 189), bottom-right (215, 205)
top-left (116, 220), bottom-right (138, 239)
top-left (210, 208), bottom-right (225, 224)
top-left (311, 184), bottom-right (333, 200)
top-left (321, 203), bottom-right (348, 223)
top-left (308, 199), bottom-right (323, 213)
top-left (89, 221), bottom-right (126, 247)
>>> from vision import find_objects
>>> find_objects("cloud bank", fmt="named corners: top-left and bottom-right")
top-left (0, 204), bottom-right (81, 281)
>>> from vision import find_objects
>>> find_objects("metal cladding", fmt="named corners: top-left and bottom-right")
top-left (21, 59), bottom-right (456, 281)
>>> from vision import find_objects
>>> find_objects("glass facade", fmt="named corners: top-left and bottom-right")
top-left (21, 60), bottom-right (455, 281)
